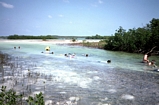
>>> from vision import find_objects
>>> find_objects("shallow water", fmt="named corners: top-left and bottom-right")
top-left (1, 41), bottom-right (158, 71)
top-left (0, 40), bottom-right (159, 105)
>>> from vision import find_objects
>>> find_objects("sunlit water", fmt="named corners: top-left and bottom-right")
top-left (0, 40), bottom-right (159, 105)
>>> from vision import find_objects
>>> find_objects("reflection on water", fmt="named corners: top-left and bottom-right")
top-left (0, 41), bottom-right (159, 105)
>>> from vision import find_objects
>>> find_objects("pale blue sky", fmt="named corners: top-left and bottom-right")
top-left (0, 0), bottom-right (159, 36)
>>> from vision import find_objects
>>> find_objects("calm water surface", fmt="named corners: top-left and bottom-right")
top-left (0, 40), bottom-right (159, 105)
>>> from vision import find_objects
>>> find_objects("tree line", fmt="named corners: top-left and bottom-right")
top-left (7, 35), bottom-right (58, 39)
top-left (7, 35), bottom-right (88, 40)
top-left (104, 18), bottom-right (159, 54)
top-left (86, 34), bottom-right (110, 39)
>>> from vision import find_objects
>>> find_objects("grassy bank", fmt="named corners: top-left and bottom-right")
top-left (69, 40), bottom-right (107, 49)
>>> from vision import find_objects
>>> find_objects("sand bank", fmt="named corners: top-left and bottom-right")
top-left (0, 39), bottom-right (100, 44)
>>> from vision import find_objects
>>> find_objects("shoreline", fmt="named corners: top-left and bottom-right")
top-left (0, 39), bottom-right (100, 44)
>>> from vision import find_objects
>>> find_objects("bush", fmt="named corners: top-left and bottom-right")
top-left (0, 86), bottom-right (44, 105)
top-left (72, 38), bottom-right (76, 42)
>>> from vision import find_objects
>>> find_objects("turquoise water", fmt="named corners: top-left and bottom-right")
top-left (0, 40), bottom-right (159, 104)
top-left (0, 41), bottom-right (158, 71)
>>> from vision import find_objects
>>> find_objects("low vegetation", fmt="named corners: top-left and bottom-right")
top-left (85, 34), bottom-right (110, 39)
top-left (69, 39), bottom-right (106, 49)
top-left (71, 37), bottom-right (77, 42)
top-left (7, 35), bottom-right (58, 39)
top-left (0, 86), bottom-right (44, 105)
top-left (82, 40), bottom-right (106, 49)
top-left (7, 35), bottom-right (87, 40)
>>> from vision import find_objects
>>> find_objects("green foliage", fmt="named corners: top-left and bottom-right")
top-left (56, 36), bottom-right (86, 39)
top-left (26, 92), bottom-right (44, 105)
top-left (7, 35), bottom-right (88, 40)
top-left (72, 38), bottom-right (76, 42)
top-left (105, 18), bottom-right (159, 53)
top-left (0, 86), bottom-right (44, 105)
top-left (86, 34), bottom-right (110, 39)
top-left (0, 86), bottom-right (22, 105)
top-left (42, 38), bottom-right (47, 41)
top-left (7, 35), bottom-right (58, 39)
top-left (148, 18), bottom-right (159, 47)
top-left (82, 40), bottom-right (106, 49)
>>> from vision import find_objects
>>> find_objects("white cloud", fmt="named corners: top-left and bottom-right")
top-left (0, 2), bottom-right (14, 8)
top-left (58, 14), bottom-right (64, 17)
top-left (98, 0), bottom-right (103, 4)
top-left (48, 15), bottom-right (52, 18)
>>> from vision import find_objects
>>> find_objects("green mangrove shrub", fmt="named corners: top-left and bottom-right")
top-left (0, 86), bottom-right (22, 105)
top-left (0, 86), bottom-right (45, 105)
top-left (72, 38), bottom-right (76, 42)
top-left (26, 92), bottom-right (44, 105)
